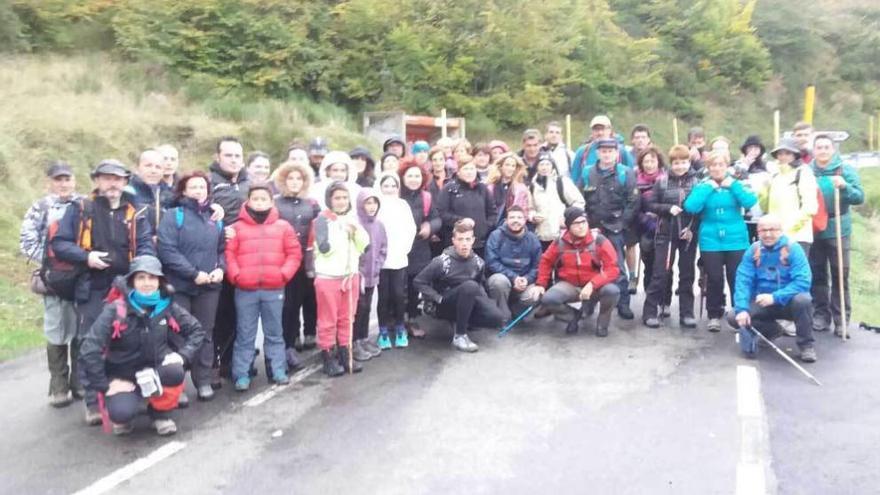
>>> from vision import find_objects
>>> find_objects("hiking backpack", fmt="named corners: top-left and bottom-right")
top-left (553, 229), bottom-right (607, 272)
top-left (792, 166), bottom-right (841, 234)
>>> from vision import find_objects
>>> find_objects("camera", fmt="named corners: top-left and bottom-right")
top-left (135, 368), bottom-right (163, 398)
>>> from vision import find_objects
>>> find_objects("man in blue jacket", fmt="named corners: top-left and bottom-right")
top-left (485, 206), bottom-right (543, 321)
top-left (729, 215), bottom-right (816, 362)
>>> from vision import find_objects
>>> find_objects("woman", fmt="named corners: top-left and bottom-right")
top-left (472, 143), bottom-right (493, 183)
top-left (452, 138), bottom-right (473, 171)
top-left (427, 146), bottom-right (452, 257)
top-left (486, 152), bottom-right (531, 227)
top-left (379, 152), bottom-right (400, 174)
top-left (633, 147), bottom-right (666, 298)
top-left (350, 146), bottom-right (376, 188)
top-left (762, 137), bottom-right (818, 254)
top-left (80, 256), bottom-right (204, 436)
top-left (684, 151), bottom-right (758, 332)
top-left (274, 161), bottom-right (321, 355)
top-left (528, 153), bottom-right (584, 251)
top-left (437, 160), bottom-right (497, 258)
top-left (734, 135), bottom-right (772, 242)
top-left (399, 162), bottom-right (441, 339)
top-left (310, 151), bottom-right (361, 210)
top-left (157, 171), bottom-right (225, 401)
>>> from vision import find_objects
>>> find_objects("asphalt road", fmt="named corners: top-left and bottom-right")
top-left (1, 292), bottom-right (879, 495)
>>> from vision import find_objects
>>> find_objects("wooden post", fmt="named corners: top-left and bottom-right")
top-left (834, 188), bottom-right (848, 341)
top-left (870, 116), bottom-right (875, 152)
top-left (565, 114), bottom-right (572, 149)
top-left (440, 108), bottom-right (448, 139)
top-left (461, 118), bottom-right (467, 139)
top-left (803, 85), bottom-right (816, 125)
top-left (672, 117), bottom-right (679, 145)
top-left (876, 111), bottom-right (880, 152)
top-left (774, 110), bottom-right (781, 147)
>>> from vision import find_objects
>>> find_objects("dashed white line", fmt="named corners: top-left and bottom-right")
top-left (735, 365), bottom-right (774, 495)
top-left (72, 441), bottom-right (186, 495)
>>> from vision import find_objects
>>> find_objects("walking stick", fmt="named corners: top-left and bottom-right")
top-left (345, 227), bottom-right (355, 374)
top-left (833, 187), bottom-right (848, 340)
top-left (498, 304), bottom-right (536, 338)
top-left (747, 327), bottom-right (822, 386)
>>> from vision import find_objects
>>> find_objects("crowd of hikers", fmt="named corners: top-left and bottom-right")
top-left (19, 116), bottom-right (865, 436)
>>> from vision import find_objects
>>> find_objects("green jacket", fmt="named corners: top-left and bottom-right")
top-left (811, 155), bottom-right (864, 239)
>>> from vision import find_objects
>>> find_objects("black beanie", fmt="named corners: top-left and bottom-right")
top-left (564, 207), bottom-right (587, 229)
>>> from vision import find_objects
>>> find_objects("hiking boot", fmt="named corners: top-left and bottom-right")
top-left (644, 317), bottom-right (661, 329)
top-left (361, 339), bottom-right (382, 358)
top-left (50, 391), bottom-right (72, 408)
top-left (352, 340), bottom-right (372, 362)
top-left (293, 336), bottom-right (304, 352)
top-left (617, 306), bottom-right (635, 320)
top-left (628, 276), bottom-right (638, 295)
top-left (680, 316), bottom-right (697, 329)
top-left (337, 346), bottom-right (363, 373)
top-left (153, 418), bottom-right (178, 436)
top-left (452, 334), bottom-right (479, 353)
top-left (799, 346), bottom-right (817, 363)
top-left (234, 377), bottom-right (251, 392)
top-left (565, 313), bottom-right (580, 334)
top-left (197, 385), bottom-right (215, 401)
top-left (377, 329), bottom-right (392, 350)
top-left (532, 306), bottom-right (553, 319)
top-left (596, 325), bottom-right (609, 337)
top-left (583, 301), bottom-right (596, 316)
top-left (71, 387), bottom-right (85, 401)
top-left (812, 316), bottom-right (830, 332)
top-left (177, 391), bottom-right (189, 409)
top-left (286, 348), bottom-right (304, 372)
top-left (660, 305), bottom-right (671, 318)
top-left (395, 327), bottom-right (409, 348)
top-left (112, 422), bottom-right (134, 436)
top-left (707, 318), bottom-right (722, 332)
top-left (84, 405), bottom-right (102, 426)
top-left (273, 372), bottom-right (290, 385)
top-left (406, 320), bottom-right (426, 339)
top-left (302, 335), bottom-right (317, 349)
top-left (322, 349), bottom-right (344, 377)
top-left (47, 344), bottom-right (71, 407)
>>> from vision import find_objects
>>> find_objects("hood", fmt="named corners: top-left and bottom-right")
top-left (814, 153), bottom-right (844, 173)
top-left (274, 161), bottom-right (315, 198)
top-left (356, 187), bottom-right (382, 224)
top-left (318, 151), bottom-right (356, 184)
top-left (375, 170), bottom-right (402, 197)
top-left (237, 203), bottom-right (280, 225)
top-left (325, 180), bottom-right (354, 214)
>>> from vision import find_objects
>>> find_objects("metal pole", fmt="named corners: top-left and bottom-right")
top-left (749, 327), bottom-right (822, 386)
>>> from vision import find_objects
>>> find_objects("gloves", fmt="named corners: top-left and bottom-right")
top-left (161, 352), bottom-right (184, 367)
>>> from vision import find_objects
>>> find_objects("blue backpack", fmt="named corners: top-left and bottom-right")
top-left (174, 207), bottom-right (223, 233)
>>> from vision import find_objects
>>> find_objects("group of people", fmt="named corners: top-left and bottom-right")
top-left (19, 115), bottom-right (864, 437)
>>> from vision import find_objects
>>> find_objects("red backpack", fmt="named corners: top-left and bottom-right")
top-left (793, 166), bottom-right (839, 233)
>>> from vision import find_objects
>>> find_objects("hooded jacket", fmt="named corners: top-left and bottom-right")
top-left (375, 172), bottom-right (416, 270)
top-left (761, 161), bottom-right (818, 243)
top-left (313, 182), bottom-right (370, 278)
top-left (310, 152), bottom-right (362, 210)
top-left (635, 170), bottom-right (662, 236)
top-left (356, 188), bottom-right (388, 288)
top-left (20, 192), bottom-right (86, 261)
top-left (210, 162), bottom-right (250, 225)
top-left (274, 162), bottom-right (321, 256)
top-left (485, 224), bottom-right (542, 284)
top-left (487, 180), bottom-right (530, 227)
top-left (529, 171), bottom-right (585, 242)
top-left (413, 247), bottom-right (487, 303)
top-left (128, 174), bottom-right (174, 232)
top-left (683, 176), bottom-right (758, 252)
top-left (437, 176), bottom-right (497, 248)
top-left (811, 154), bottom-right (864, 239)
top-left (734, 235), bottom-right (811, 314)
top-left (535, 229), bottom-right (620, 289)
top-left (157, 197), bottom-right (226, 296)
top-left (225, 204), bottom-right (301, 290)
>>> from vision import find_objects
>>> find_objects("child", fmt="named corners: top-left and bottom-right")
top-left (313, 181), bottom-right (370, 377)
top-left (352, 189), bottom-right (387, 361)
top-left (226, 183), bottom-right (301, 391)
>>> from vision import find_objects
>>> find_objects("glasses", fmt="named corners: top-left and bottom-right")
top-left (758, 227), bottom-right (781, 233)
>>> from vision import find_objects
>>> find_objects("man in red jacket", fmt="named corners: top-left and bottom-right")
top-left (529, 207), bottom-right (621, 336)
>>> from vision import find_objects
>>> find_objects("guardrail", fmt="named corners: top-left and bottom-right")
top-left (842, 152), bottom-right (880, 168)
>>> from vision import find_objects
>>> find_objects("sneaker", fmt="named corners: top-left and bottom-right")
top-left (395, 327), bottom-right (409, 348)
top-left (112, 422), bottom-right (134, 436)
top-left (197, 385), bottom-right (215, 401)
top-left (799, 346), bottom-right (817, 363)
top-left (452, 334), bottom-right (479, 353)
top-left (293, 336), bottom-right (304, 352)
top-left (707, 318), bottom-right (721, 332)
top-left (286, 348), bottom-right (304, 372)
top-left (84, 405), bottom-right (102, 426)
top-left (210, 368), bottom-right (223, 390)
top-left (680, 316), bottom-right (697, 329)
top-left (153, 418), bottom-right (178, 436)
top-left (273, 373), bottom-right (290, 385)
top-left (361, 339), bottom-right (382, 358)
top-left (779, 320), bottom-right (797, 337)
top-left (377, 331), bottom-right (392, 350)
top-left (660, 306), bottom-right (671, 318)
top-left (71, 387), bottom-right (85, 401)
top-left (177, 391), bottom-right (190, 409)
top-left (617, 306), bottom-right (635, 320)
top-left (234, 377), bottom-right (251, 392)
top-left (49, 391), bottom-right (72, 408)
top-left (352, 340), bottom-right (372, 362)
top-left (644, 317), bottom-right (661, 329)
top-left (303, 335), bottom-right (317, 349)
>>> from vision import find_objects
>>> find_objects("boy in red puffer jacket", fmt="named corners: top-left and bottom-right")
top-left (226, 183), bottom-right (301, 391)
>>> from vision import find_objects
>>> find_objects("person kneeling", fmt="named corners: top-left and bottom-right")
top-left (728, 215), bottom-right (816, 362)
top-left (79, 256), bottom-right (204, 436)
top-left (414, 219), bottom-right (505, 352)
top-left (529, 207), bottom-right (621, 336)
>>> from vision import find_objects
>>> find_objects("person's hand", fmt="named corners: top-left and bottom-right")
top-left (106, 379), bottom-right (136, 397)
top-left (532, 214), bottom-right (545, 224)
top-left (162, 352), bottom-right (184, 366)
top-left (755, 294), bottom-right (774, 307)
top-left (209, 268), bottom-right (224, 283)
top-left (88, 251), bottom-right (110, 270)
top-left (679, 227), bottom-right (693, 242)
top-left (529, 286), bottom-right (545, 300)
top-left (689, 147), bottom-right (701, 161)
top-left (224, 226), bottom-right (236, 240)
top-left (194, 271), bottom-right (211, 285)
top-left (346, 222), bottom-right (358, 236)
top-left (831, 176), bottom-right (847, 189)
top-left (670, 205), bottom-right (683, 216)
top-left (579, 282), bottom-right (593, 301)
top-left (209, 203), bottom-right (225, 222)
top-left (418, 222), bottom-right (431, 239)
top-left (720, 176), bottom-right (734, 188)
top-left (736, 311), bottom-right (751, 328)
top-left (513, 277), bottom-right (528, 291)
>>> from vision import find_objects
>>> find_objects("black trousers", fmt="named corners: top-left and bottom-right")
top-left (405, 273), bottom-right (422, 320)
top-left (701, 250), bottom-right (744, 319)
top-left (437, 281), bottom-right (505, 335)
top-left (726, 294), bottom-right (815, 348)
top-left (353, 286), bottom-right (375, 340)
top-left (213, 280), bottom-right (237, 372)
top-left (75, 288), bottom-right (111, 407)
top-left (173, 289), bottom-right (220, 388)
top-left (638, 232), bottom-right (660, 295)
top-left (643, 235), bottom-right (696, 319)
top-left (378, 268), bottom-right (407, 328)
top-left (106, 362), bottom-right (185, 423)
top-left (809, 236), bottom-right (851, 329)
top-left (282, 269), bottom-right (317, 347)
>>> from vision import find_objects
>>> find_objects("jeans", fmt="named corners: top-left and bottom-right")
top-left (809, 236), bottom-right (850, 330)
top-left (541, 281), bottom-right (621, 330)
top-left (174, 289), bottom-right (220, 388)
top-left (232, 289), bottom-right (286, 380)
top-left (727, 293), bottom-right (814, 348)
top-left (486, 273), bottom-right (533, 322)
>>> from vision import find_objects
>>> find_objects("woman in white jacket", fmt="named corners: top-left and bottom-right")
top-left (375, 171), bottom-right (417, 349)
top-left (310, 151), bottom-right (361, 210)
top-left (528, 153), bottom-right (584, 250)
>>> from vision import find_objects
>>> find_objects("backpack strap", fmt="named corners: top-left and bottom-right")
top-left (175, 206), bottom-right (184, 229)
top-left (125, 203), bottom-right (137, 261)
top-left (110, 299), bottom-right (128, 340)
top-left (77, 199), bottom-right (93, 251)
top-left (555, 176), bottom-right (568, 207)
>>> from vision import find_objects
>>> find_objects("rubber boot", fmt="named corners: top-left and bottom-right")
top-left (47, 344), bottom-right (72, 408)
top-left (322, 349), bottom-right (344, 377)
top-left (337, 346), bottom-right (363, 373)
top-left (69, 341), bottom-right (84, 400)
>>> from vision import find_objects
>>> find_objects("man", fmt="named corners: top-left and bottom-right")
top-left (792, 121), bottom-right (814, 164)
top-left (485, 206), bottom-right (542, 322)
top-left (729, 215), bottom-right (816, 362)
top-left (308, 137), bottom-right (329, 178)
top-left (624, 123), bottom-right (653, 292)
top-left (629, 124), bottom-right (653, 158)
top-left (157, 143), bottom-right (180, 188)
top-left (809, 134), bottom-right (864, 336)
top-left (383, 135), bottom-right (406, 158)
top-left (542, 121), bottom-right (573, 178)
top-left (129, 148), bottom-right (174, 232)
top-left (519, 129), bottom-right (543, 179)
top-left (687, 127), bottom-right (707, 174)
top-left (414, 219), bottom-right (505, 353)
top-left (582, 139), bottom-right (639, 319)
top-left (529, 207), bottom-right (621, 336)
top-left (571, 115), bottom-right (634, 187)
top-left (20, 162), bottom-right (85, 407)
top-left (52, 159), bottom-right (154, 424)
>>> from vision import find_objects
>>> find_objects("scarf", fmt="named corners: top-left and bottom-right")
top-left (128, 290), bottom-right (171, 318)
top-left (246, 205), bottom-right (270, 224)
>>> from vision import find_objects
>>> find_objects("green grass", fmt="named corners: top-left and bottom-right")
top-left (0, 252), bottom-right (43, 361)
top-left (850, 213), bottom-right (880, 326)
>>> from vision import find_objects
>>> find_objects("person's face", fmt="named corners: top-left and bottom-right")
top-left (183, 177), bottom-right (209, 203)
top-left (160, 147), bottom-right (179, 177)
top-left (745, 145), bottom-right (761, 159)
top-left (414, 151), bottom-right (428, 165)
top-left (758, 221), bottom-right (783, 247)
top-left (363, 197), bottom-right (379, 216)
top-left (380, 177), bottom-right (399, 197)
top-left (453, 145), bottom-right (469, 163)
top-left (430, 153), bottom-right (446, 173)
top-left (632, 131), bottom-right (651, 151)
top-left (568, 216), bottom-right (589, 237)
top-left (441, 143), bottom-right (454, 158)
top-left (308, 152), bottom-right (324, 167)
top-left (287, 149), bottom-right (309, 168)
top-left (641, 152), bottom-right (659, 174)
top-left (285, 170), bottom-right (304, 195)
top-left (545, 126), bottom-right (562, 145)
top-left (458, 163), bottom-right (477, 183)
top-left (247, 156), bottom-right (271, 182)
top-left (388, 143), bottom-right (404, 158)
top-left (707, 158), bottom-right (729, 181)
top-left (598, 147), bottom-right (618, 167)
top-left (402, 167), bottom-right (423, 191)
top-left (813, 139), bottom-right (834, 165)
top-left (327, 163), bottom-right (348, 181)
top-left (138, 151), bottom-right (164, 185)
top-left (500, 158), bottom-right (517, 180)
top-left (132, 272), bottom-right (160, 295)
top-left (591, 125), bottom-right (610, 140)
top-left (216, 141), bottom-right (244, 176)
top-left (689, 136), bottom-right (705, 149)
top-left (50, 175), bottom-right (75, 199)
top-left (522, 138), bottom-right (540, 158)
top-left (452, 230), bottom-right (475, 257)
top-left (351, 156), bottom-right (367, 174)
top-left (330, 189), bottom-right (350, 214)
top-left (382, 156), bottom-right (400, 172)
top-left (670, 159), bottom-right (690, 177)
top-left (474, 151), bottom-right (490, 168)
top-left (793, 128), bottom-right (813, 149)
top-left (490, 148), bottom-right (504, 162)
top-left (506, 211), bottom-right (526, 233)
top-left (95, 174), bottom-right (127, 202)
top-left (775, 150), bottom-right (795, 165)
top-left (537, 159), bottom-right (554, 176)
top-left (248, 189), bottom-right (273, 212)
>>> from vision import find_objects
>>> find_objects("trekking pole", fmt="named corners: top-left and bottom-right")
top-left (834, 187), bottom-right (848, 340)
top-left (498, 304), bottom-right (536, 338)
top-left (748, 326), bottom-right (822, 386)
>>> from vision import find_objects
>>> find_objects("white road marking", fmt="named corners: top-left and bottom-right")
top-left (71, 441), bottom-right (186, 495)
top-left (243, 363), bottom-right (322, 407)
top-left (735, 365), bottom-right (774, 495)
